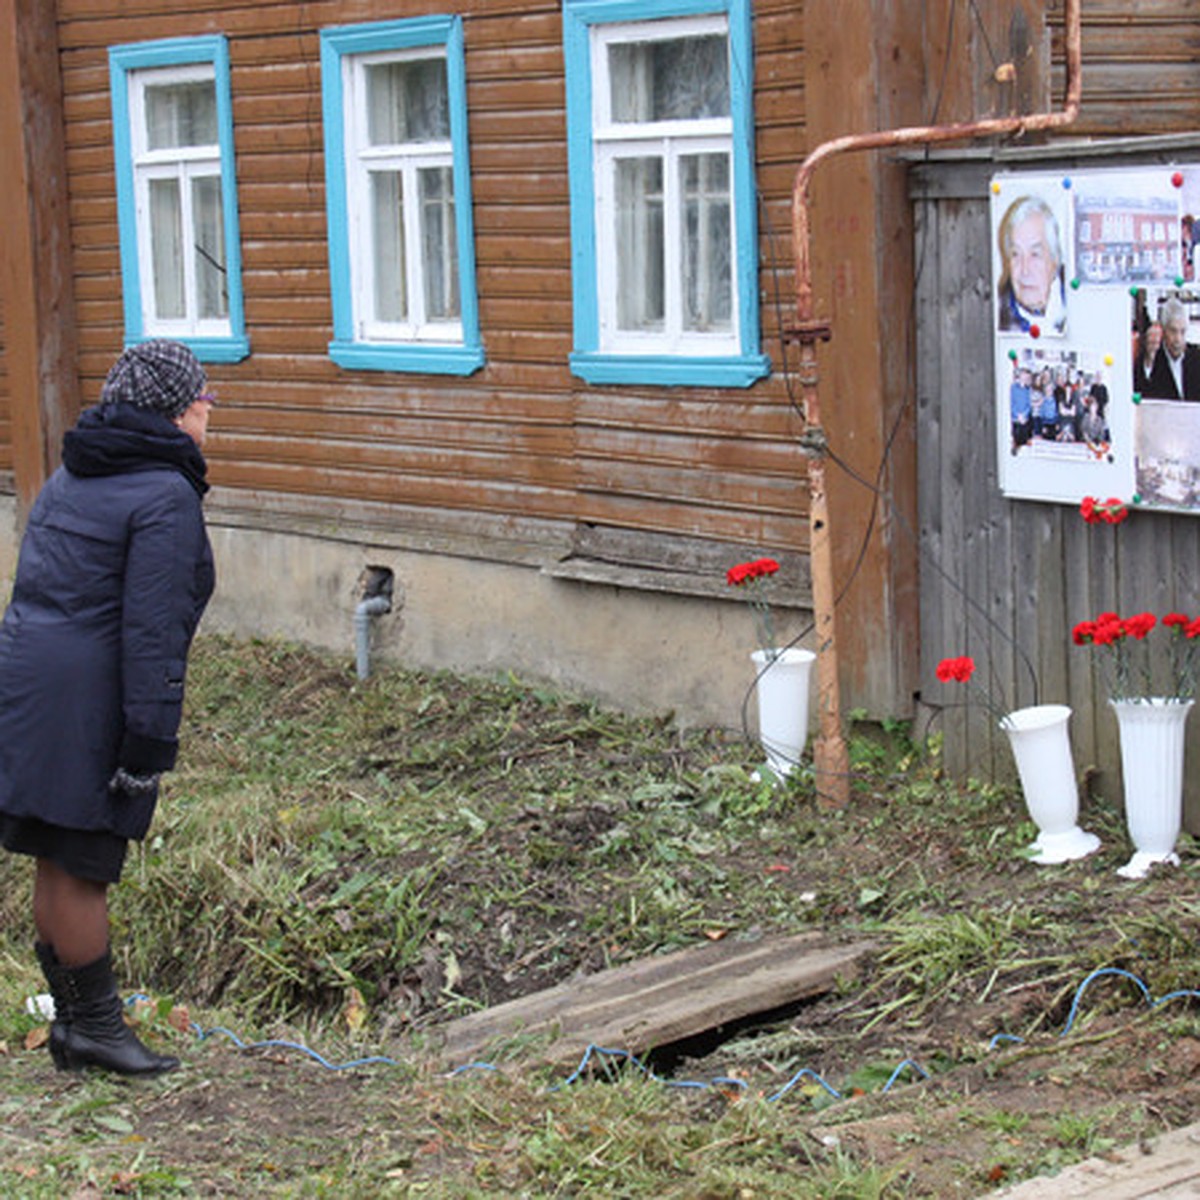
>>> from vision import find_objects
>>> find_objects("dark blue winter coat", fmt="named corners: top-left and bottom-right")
top-left (0, 404), bottom-right (214, 839)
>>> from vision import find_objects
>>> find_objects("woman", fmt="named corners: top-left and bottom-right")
top-left (0, 340), bottom-right (215, 1076)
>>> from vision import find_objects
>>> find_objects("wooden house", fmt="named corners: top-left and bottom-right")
top-left (3, 1), bottom-right (1200, 813)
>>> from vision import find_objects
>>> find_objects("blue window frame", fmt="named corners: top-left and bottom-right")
top-left (320, 16), bottom-right (484, 375)
top-left (109, 35), bottom-right (250, 362)
top-left (563, 0), bottom-right (769, 387)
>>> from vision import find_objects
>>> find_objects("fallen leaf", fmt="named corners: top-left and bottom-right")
top-left (343, 987), bottom-right (367, 1033)
top-left (703, 928), bottom-right (728, 941)
top-left (24, 1026), bottom-right (49, 1051)
top-left (766, 863), bottom-right (791, 873)
top-left (168, 1005), bottom-right (192, 1033)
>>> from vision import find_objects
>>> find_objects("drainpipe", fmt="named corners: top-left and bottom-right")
top-left (790, 0), bottom-right (1082, 807)
top-left (354, 567), bottom-right (394, 680)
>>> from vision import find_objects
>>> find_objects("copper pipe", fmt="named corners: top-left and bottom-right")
top-left (790, 0), bottom-right (1082, 806)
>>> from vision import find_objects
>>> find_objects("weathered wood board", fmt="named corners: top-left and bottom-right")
top-left (425, 931), bottom-right (875, 1072)
top-left (990, 1118), bottom-right (1200, 1198)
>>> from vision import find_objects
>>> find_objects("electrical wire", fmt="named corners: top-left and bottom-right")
top-left (111, 965), bottom-right (1200, 1109)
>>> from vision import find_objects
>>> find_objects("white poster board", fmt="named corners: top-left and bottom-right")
top-left (991, 165), bottom-right (1200, 514)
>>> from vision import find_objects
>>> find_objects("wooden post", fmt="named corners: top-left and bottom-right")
top-left (0, 0), bottom-right (78, 513)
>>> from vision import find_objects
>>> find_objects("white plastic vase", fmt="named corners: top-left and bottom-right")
top-left (1001, 704), bottom-right (1100, 864)
top-left (1110, 697), bottom-right (1193, 880)
top-left (751, 648), bottom-right (816, 780)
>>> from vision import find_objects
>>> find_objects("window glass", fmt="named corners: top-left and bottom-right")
top-left (609, 34), bottom-right (729, 123)
top-left (419, 166), bottom-right (458, 320)
top-left (148, 177), bottom-right (184, 319)
top-left (615, 157), bottom-right (664, 331)
top-left (681, 152), bottom-right (731, 331)
top-left (366, 58), bottom-right (450, 144)
top-left (192, 175), bottom-right (228, 320)
top-left (145, 80), bottom-right (218, 149)
top-left (370, 171), bottom-right (408, 323)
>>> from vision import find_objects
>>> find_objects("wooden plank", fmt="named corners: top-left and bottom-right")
top-left (992, 1118), bottom-right (1200, 1198)
top-left (426, 932), bottom-right (873, 1070)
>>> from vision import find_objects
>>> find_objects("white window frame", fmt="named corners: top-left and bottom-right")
top-left (563, 0), bottom-right (769, 388)
top-left (591, 17), bottom-right (738, 357)
top-left (343, 48), bottom-right (461, 345)
top-left (109, 36), bottom-right (249, 362)
top-left (321, 17), bottom-right (484, 375)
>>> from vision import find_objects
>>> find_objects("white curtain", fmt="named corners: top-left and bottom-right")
top-left (149, 177), bottom-right (185, 320)
top-left (192, 175), bottom-right (227, 320)
top-left (419, 166), bottom-right (458, 321)
top-left (616, 157), bottom-right (664, 331)
top-left (681, 152), bottom-right (731, 331)
top-left (371, 171), bottom-right (408, 323)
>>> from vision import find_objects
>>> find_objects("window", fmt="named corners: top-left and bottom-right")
top-left (109, 36), bottom-right (249, 362)
top-left (321, 17), bottom-right (483, 375)
top-left (563, 0), bottom-right (769, 386)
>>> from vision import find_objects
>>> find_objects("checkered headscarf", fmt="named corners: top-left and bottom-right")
top-left (100, 340), bottom-right (207, 420)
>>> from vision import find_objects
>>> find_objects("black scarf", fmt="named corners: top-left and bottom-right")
top-left (62, 403), bottom-right (209, 496)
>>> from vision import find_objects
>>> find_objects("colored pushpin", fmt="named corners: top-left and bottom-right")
top-left (1132, 392), bottom-right (1142, 404)
top-left (1172, 171), bottom-right (1185, 188)
top-left (1104, 353), bottom-right (1114, 366)
top-left (1029, 323), bottom-right (1041, 339)
top-left (1008, 348), bottom-right (1018, 361)
top-left (1070, 277), bottom-right (1081, 290)
top-left (991, 180), bottom-right (1001, 194)
top-left (1062, 176), bottom-right (1072, 189)
top-left (1132, 493), bottom-right (1143, 505)
top-left (1130, 285), bottom-right (1140, 297)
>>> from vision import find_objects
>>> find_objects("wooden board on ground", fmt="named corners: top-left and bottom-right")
top-left (424, 931), bottom-right (875, 1072)
top-left (989, 1119), bottom-right (1200, 1198)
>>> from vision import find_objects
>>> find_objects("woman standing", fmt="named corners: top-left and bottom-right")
top-left (0, 340), bottom-right (216, 1076)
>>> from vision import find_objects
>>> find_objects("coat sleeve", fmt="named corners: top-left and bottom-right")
top-left (117, 476), bottom-right (210, 775)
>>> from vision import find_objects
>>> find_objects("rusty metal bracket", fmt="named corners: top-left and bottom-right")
top-left (798, 426), bottom-right (828, 456)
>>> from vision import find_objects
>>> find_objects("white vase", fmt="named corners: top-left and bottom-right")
top-left (751, 648), bottom-right (816, 780)
top-left (1001, 704), bottom-right (1100, 864)
top-left (1110, 697), bottom-right (1194, 879)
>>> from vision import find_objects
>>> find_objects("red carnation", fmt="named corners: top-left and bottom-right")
top-left (1123, 612), bottom-right (1156, 640)
top-left (936, 655), bottom-right (975, 684)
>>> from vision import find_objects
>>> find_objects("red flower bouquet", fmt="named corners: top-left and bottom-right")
top-left (727, 557), bottom-right (781, 660)
top-left (1073, 609), bottom-right (1200, 700)
top-left (1079, 496), bottom-right (1129, 526)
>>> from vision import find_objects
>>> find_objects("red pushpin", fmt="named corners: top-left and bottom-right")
top-left (1029, 323), bottom-right (1041, 339)
top-left (1172, 171), bottom-right (1185, 188)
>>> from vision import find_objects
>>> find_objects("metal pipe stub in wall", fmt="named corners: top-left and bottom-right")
top-left (354, 566), bottom-right (394, 680)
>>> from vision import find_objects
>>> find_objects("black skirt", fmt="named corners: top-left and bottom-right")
top-left (0, 815), bottom-right (128, 884)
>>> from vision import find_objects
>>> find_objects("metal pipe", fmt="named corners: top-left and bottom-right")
top-left (789, 0), bottom-right (1082, 806)
top-left (355, 594), bottom-right (392, 680)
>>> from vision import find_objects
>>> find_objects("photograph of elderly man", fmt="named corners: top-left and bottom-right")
top-left (1142, 295), bottom-right (1200, 401)
top-left (996, 195), bottom-right (1068, 335)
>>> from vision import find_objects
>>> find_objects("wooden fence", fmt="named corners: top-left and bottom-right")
top-left (911, 135), bottom-right (1200, 831)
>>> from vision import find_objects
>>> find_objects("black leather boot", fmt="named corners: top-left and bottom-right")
top-left (34, 941), bottom-right (70, 1070)
top-left (56, 950), bottom-right (179, 1076)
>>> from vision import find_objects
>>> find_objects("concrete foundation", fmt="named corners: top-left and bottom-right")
top-left (200, 521), bottom-right (813, 734)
